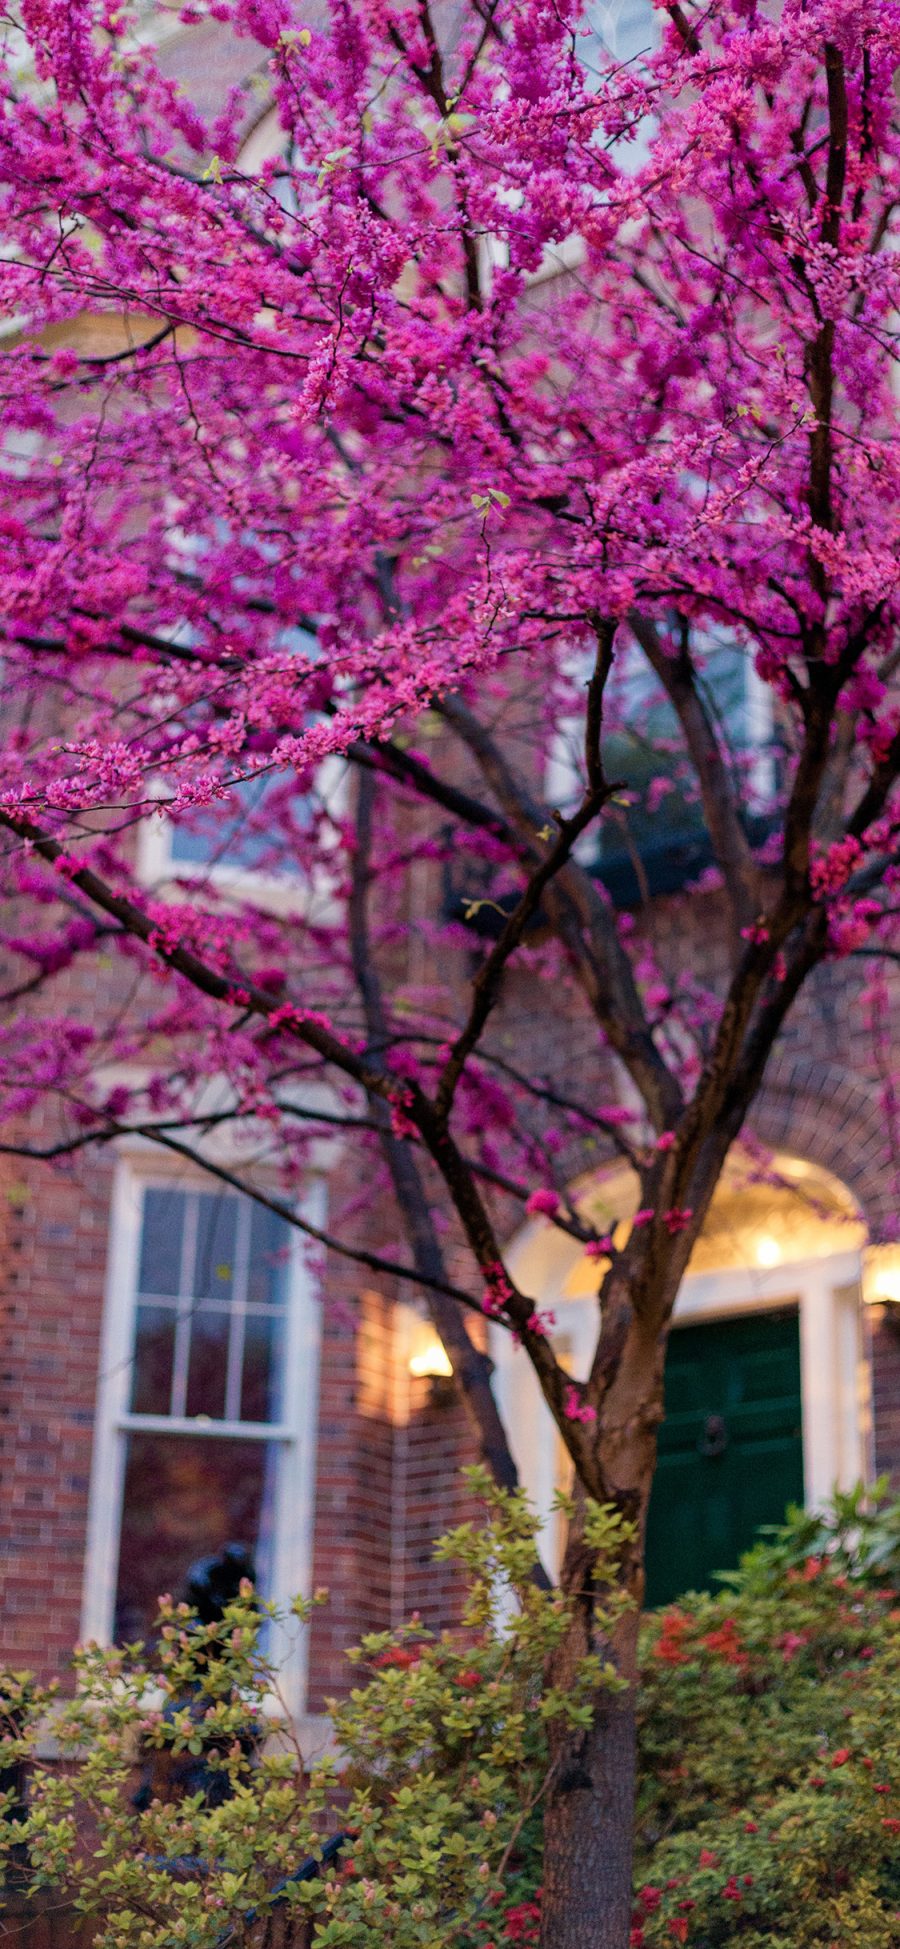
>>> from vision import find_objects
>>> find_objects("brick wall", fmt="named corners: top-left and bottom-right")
top-left (0, 1128), bottom-right (115, 1675)
top-left (1, 876), bottom-right (900, 1693)
top-left (870, 1308), bottom-right (900, 1488)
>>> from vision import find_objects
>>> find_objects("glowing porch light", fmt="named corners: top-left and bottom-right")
top-left (863, 1246), bottom-right (900, 1305)
top-left (409, 1332), bottom-right (453, 1379)
top-left (754, 1233), bottom-right (782, 1268)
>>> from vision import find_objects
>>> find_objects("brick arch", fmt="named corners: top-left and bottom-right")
top-left (747, 1050), bottom-right (894, 1241)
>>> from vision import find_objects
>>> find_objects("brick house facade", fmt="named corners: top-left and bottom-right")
top-left (2, 5), bottom-right (900, 1722)
top-left (3, 890), bottom-right (900, 1717)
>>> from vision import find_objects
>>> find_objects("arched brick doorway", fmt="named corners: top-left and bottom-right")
top-left (495, 1141), bottom-right (873, 1595)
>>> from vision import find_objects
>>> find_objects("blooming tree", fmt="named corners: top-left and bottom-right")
top-left (3, 1), bottom-right (900, 1943)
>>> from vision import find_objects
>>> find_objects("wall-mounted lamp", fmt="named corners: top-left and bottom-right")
top-left (405, 1314), bottom-right (455, 1405)
top-left (409, 1339), bottom-right (453, 1379)
top-left (863, 1245), bottom-right (900, 1306)
top-left (753, 1233), bottom-right (782, 1269)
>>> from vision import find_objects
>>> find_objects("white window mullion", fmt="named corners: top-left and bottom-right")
top-left (120, 1413), bottom-right (290, 1440)
top-left (225, 1198), bottom-right (251, 1422)
top-left (171, 1192), bottom-right (198, 1418)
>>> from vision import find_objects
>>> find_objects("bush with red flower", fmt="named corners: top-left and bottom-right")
top-left (1, 1478), bottom-right (898, 1947)
top-left (632, 1494), bottom-right (900, 1946)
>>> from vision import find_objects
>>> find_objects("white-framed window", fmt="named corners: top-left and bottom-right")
top-left (134, 605), bottom-right (347, 913)
top-left (479, 1), bottom-right (659, 294)
top-left (136, 757), bottom-right (347, 917)
top-left (82, 1159), bottom-right (324, 1715)
top-left (604, 628), bottom-right (774, 808)
top-left (545, 629), bottom-right (775, 884)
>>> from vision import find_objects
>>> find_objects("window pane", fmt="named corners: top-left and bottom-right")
top-left (241, 1311), bottom-right (285, 1423)
top-left (586, 1), bottom-right (654, 61)
top-left (169, 776), bottom-right (273, 870)
top-left (168, 774), bottom-right (309, 874)
top-left (185, 1309), bottom-right (230, 1420)
top-left (193, 1194), bottom-right (237, 1303)
top-left (113, 1433), bottom-right (277, 1644)
top-left (131, 1305), bottom-right (176, 1415)
top-left (699, 641), bottom-right (753, 748)
top-left (247, 1204), bottom-right (291, 1308)
top-left (137, 1190), bottom-right (184, 1297)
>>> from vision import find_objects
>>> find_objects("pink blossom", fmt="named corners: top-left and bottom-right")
top-left (564, 1385), bottom-right (597, 1425)
top-left (526, 1309), bottom-right (555, 1338)
top-left (525, 1188), bottom-right (560, 1218)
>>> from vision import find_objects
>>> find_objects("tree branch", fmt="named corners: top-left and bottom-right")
top-left (437, 693), bottom-right (683, 1130)
top-left (0, 1119), bottom-right (491, 1317)
top-left (346, 765), bottom-right (537, 1507)
top-left (628, 611), bottom-right (762, 940)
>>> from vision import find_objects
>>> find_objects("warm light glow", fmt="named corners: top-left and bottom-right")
top-left (409, 1335), bottom-right (453, 1379)
top-left (864, 1247), bottom-right (900, 1304)
top-left (754, 1233), bottom-right (782, 1268)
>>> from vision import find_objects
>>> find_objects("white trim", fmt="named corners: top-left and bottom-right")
top-left (81, 1163), bottom-right (140, 1645)
top-left (135, 758), bottom-right (347, 923)
top-left (674, 1251), bottom-right (870, 1511)
top-left (81, 1158), bottom-right (324, 1718)
top-left (90, 1070), bottom-right (345, 1179)
top-left (491, 1247), bottom-right (871, 1579)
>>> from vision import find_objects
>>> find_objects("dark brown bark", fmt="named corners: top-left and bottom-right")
top-left (540, 1332), bottom-right (662, 1949)
top-left (541, 1661), bottom-right (639, 1949)
top-left (540, 1522), bottom-right (646, 1949)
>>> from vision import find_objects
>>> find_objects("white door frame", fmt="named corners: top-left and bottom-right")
top-left (491, 1247), bottom-right (872, 1575)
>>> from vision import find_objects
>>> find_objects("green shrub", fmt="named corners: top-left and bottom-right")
top-left (716, 1474), bottom-right (900, 1595)
top-left (634, 1559), bottom-right (900, 1946)
top-left (0, 1475), bottom-right (627, 1949)
top-left (1, 1481), bottom-right (899, 1948)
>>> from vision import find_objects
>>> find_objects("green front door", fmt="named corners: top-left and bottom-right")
top-left (644, 1307), bottom-right (804, 1608)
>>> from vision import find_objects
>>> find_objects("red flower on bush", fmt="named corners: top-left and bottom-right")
top-left (669, 1921), bottom-right (689, 1943)
top-left (372, 1646), bottom-right (420, 1670)
top-left (455, 1668), bottom-right (482, 1689)
top-left (778, 1630), bottom-right (809, 1661)
top-left (653, 1612), bottom-right (692, 1666)
top-left (637, 1885), bottom-right (663, 1913)
top-left (495, 1897), bottom-right (540, 1943)
top-left (701, 1618), bottom-right (748, 1669)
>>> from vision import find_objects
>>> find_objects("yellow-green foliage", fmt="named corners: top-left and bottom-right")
top-left (0, 1473), bottom-right (629, 1949)
top-left (633, 1503), bottom-right (900, 1947)
top-left (2, 1481), bottom-right (899, 1949)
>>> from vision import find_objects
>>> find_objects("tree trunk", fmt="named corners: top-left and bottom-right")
top-left (539, 1562), bottom-right (641, 1949)
top-left (540, 1313), bottom-right (661, 1949)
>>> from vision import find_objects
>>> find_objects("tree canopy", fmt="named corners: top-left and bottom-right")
top-left (4, 7), bottom-right (900, 1939)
